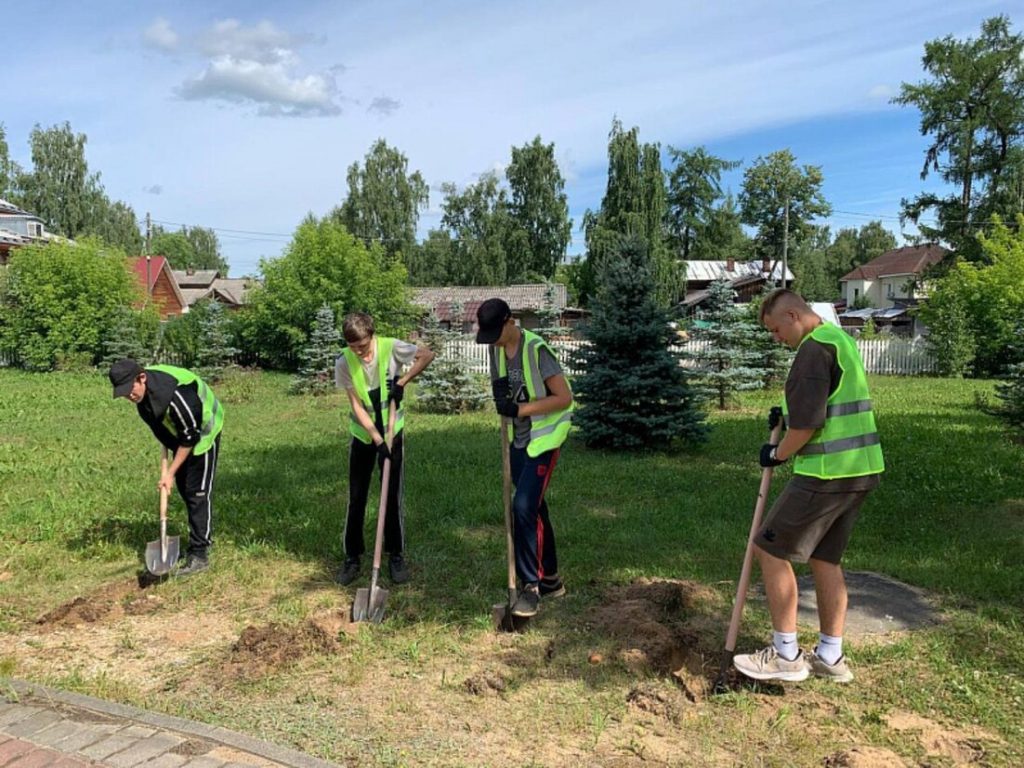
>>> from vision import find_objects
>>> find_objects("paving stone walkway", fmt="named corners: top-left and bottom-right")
top-left (0, 682), bottom-right (337, 768)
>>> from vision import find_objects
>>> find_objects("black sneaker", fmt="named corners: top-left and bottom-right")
top-left (539, 575), bottom-right (566, 600)
top-left (335, 557), bottom-right (360, 586)
top-left (388, 554), bottom-right (410, 584)
top-left (511, 584), bottom-right (540, 618)
top-left (173, 553), bottom-right (209, 578)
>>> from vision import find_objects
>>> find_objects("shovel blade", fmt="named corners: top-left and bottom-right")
top-left (144, 536), bottom-right (180, 576)
top-left (491, 602), bottom-right (530, 633)
top-left (351, 585), bottom-right (389, 623)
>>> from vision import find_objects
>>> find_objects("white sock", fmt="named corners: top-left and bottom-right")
top-left (772, 631), bottom-right (799, 661)
top-left (816, 633), bottom-right (843, 665)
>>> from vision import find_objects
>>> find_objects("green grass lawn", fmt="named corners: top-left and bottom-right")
top-left (1, 368), bottom-right (1022, 766)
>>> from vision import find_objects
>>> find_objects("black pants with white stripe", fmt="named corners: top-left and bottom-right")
top-left (174, 435), bottom-right (220, 558)
top-left (344, 432), bottom-right (405, 560)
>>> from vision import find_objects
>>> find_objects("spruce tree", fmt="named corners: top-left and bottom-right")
top-left (101, 307), bottom-right (149, 367)
top-left (196, 301), bottom-right (238, 383)
top-left (690, 279), bottom-right (769, 409)
top-left (573, 235), bottom-right (707, 450)
top-left (415, 302), bottom-right (489, 414)
top-left (291, 304), bottom-right (340, 395)
top-left (534, 281), bottom-right (564, 342)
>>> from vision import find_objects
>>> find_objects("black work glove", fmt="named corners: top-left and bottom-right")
top-left (759, 443), bottom-right (786, 468)
top-left (387, 377), bottom-right (404, 406)
top-left (376, 441), bottom-right (392, 462)
top-left (491, 377), bottom-right (510, 402)
top-left (495, 398), bottom-right (519, 418)
top-left (768, 406), bottom-right (783, 431)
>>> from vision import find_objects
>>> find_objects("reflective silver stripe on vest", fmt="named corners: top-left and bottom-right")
top-left (530, 410), bottom-right (573, 438)
top-left (196, 381), bottom-right (221, 437)
top-left (524, 336), bottom-right (545, 395)
top-left (825, 399), bottom-right (873, 418)
top-left (798, 432), bottom-right (880, 455)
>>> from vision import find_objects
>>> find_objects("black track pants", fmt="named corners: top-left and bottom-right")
top-left (344, 432), bottom-right (405, 559)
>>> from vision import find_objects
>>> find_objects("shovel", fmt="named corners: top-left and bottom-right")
top-left (713, 421), bottom-right (783, 693)
top-left (352, 400), bottom-right (398, 623)
top-left (492, 417), bottom-right (529, 632)
top-left (145, 448), bottom-right (180, 576)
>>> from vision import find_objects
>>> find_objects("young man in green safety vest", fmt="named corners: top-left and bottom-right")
top-left (476, 297), bottom-right (574, 619)
top-left (109, 358), bottom-right (224, 578)
top-left (733, 289), bottom-right (884, 684)
top-left (334, 312), bottom-right (435, 587)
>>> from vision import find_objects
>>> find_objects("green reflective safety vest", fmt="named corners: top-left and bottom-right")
top-left (148, 365), bottom-right (224, 456)
top-left (343, 337), bottom-right (406, 444)
top-left (492, 329), bottom-right (574, 458)
top-left (782, 323), bottom-right (884, 480)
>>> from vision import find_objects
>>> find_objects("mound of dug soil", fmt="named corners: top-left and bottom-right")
top-left (626, 681), bottom-right (688, 724)
top-left (224, 619), bottom-right (340, 679)
top-left (35, 580), bottom-right (162, 631)
top-left (588, 578), bottom-right (721, 701)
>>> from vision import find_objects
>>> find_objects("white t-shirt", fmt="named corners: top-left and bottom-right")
top-left (335, 338), bottom-right (418, 392)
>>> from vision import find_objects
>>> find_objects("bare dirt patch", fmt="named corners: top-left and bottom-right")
top-left (625, 680), bottom-right (688, 724)
top-left (587, 578), bottom-right (720, 701)
top-left (34, 579), bottom-right (162, 631)
top-left (824, 746), bottom-right (909, 767)
top-left (886, 711), bottom-right (994, 764)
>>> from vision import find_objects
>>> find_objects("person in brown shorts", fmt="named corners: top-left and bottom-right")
top-left (733, 289), bottom-right (884, 684)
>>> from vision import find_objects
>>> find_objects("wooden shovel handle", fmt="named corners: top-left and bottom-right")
top-left (370, 400), bottom-right (399, 574)
top-left (500, 417), bottom-right (515, 594)
top-left (723, 422), bottom-right (783, 653)
top-left (159, 447), bottom-right (169, 524)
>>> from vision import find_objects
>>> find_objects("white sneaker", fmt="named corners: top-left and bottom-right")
top-left (807, 650), bottom-right (854, 683)
top-left (733, 646), bottom-right (810, 682)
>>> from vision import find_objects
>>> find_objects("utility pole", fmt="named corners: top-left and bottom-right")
top-left (145, 212), bottom-right (152, 300)
top-left (781, 198), bottom-right (789, 289)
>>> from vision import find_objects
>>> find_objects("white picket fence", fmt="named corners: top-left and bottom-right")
top-left (442, 335), bottom-right (937, 376)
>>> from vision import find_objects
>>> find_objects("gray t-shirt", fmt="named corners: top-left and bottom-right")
top-left (489, 331), bottom-right (563, 448)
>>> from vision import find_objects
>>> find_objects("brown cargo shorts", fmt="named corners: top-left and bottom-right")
top-left (755, 481), bottom-right (872, 564)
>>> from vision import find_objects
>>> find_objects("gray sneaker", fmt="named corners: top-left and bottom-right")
top-left (807, 650), bottom-right (854, 683)
top-left (733, 646), bottom-right (810, 682)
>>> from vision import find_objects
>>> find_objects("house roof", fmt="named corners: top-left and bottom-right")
top-left (131, 256), bottom-right (187, 309)
top-left (172, 269), bottom-right (221, 289)
top-left (178, 277), bottom-right (255, 308)
top-left (412, 284), bottom-right (569, 322)
top-left (839, 243), bottom-right (950, 282)
top-left (686, 259), bottom-right (794, 284)
top-left (0, 198), bottom-right (34, 217)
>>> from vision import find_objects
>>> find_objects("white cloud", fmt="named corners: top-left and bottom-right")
top-left (367, 96), bottom-right (401, 116)
top-left (143, 18), bottom-right (178, 52)
top-left (171, 19), bottom-right (340, 117)
top-left (198, 19), bottom-right (307, 65)
top-left (179, 56), bottom-right (340, 117)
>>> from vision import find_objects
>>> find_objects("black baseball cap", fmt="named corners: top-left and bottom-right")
top-left (109, 358), bottom-right (144, 398)
top-left (475, 298), bottom-right (512, 344)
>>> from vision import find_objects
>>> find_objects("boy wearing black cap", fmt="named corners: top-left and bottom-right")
top-left (476, 298), bottom-right (574, 618)
top-left (108, 358), bottom-right (224, 577)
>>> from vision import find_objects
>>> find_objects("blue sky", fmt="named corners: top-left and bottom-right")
top-left (2, 1), bottom-right (1010, 276)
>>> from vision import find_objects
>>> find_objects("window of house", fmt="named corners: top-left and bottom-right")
top-left (886, 283), bottom-right (895, 298)
top-left (28, 222), bottom-right (43, 237)
top-left (853, 288), bottom-right (860, 300)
